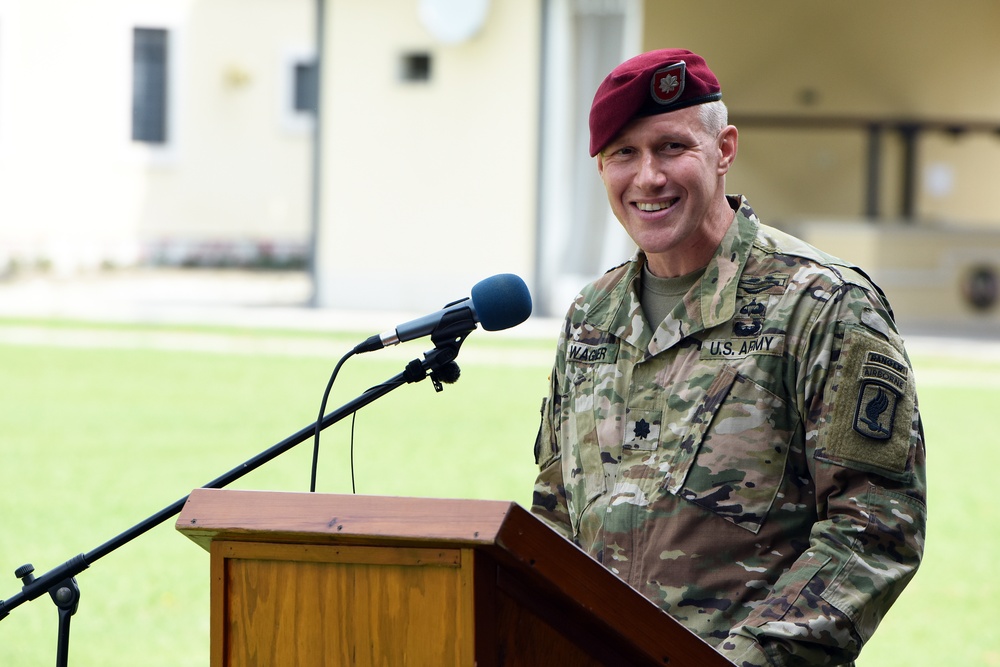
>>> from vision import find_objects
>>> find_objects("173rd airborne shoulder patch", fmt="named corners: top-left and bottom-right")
top-left (821, 322), bottom-right (916, 482)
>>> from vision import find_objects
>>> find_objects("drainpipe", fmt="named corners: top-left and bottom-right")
top-left (307, 0), bottom-right (326, 307)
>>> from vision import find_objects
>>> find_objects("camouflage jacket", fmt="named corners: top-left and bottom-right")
top-left (531, 196), bottom-right (926, 666)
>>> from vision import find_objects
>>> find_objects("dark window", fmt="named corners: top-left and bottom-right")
top-left (293, 61), bottom-right (318, 114)
top-left (132, 28), bottom-right (169, 144)
top-left (400, 52), bottom-right (432, 82)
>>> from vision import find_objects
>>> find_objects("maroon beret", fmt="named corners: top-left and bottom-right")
top-left (588, 49), bottom-right (722, 156)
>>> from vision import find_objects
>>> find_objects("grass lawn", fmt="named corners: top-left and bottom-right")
top-left (0, 319), bottom-right (994, 665)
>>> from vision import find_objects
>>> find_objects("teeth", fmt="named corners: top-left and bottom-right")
top-left (637, 200), bottom-right (673, 212)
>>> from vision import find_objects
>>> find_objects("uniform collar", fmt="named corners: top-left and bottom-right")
top-left (591, 195), bottom-right (760, 354)
top-left (697, 195), bottom-right (759, 332)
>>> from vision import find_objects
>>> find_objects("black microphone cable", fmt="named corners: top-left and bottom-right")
top-left (309, 273), bottom-right (529, 493)
top-left (310, 348), bottom-right (355, 493)
top-left (308, 350), bottom-right (463, 494)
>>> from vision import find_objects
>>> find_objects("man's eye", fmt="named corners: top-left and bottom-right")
top-left (663, 142), bottom-right (685, 152)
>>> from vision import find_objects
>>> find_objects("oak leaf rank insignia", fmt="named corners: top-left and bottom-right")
top-left (650, 62), bottom-right (686, 105)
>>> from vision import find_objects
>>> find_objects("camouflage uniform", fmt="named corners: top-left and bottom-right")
top-left (531, 196), bottom-right (926, 666)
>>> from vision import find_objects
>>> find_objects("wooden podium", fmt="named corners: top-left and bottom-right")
top-left (177, 488), bottom-right (729, 667)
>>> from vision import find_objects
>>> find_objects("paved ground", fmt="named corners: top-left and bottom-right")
top-left (0, 268), bottom-right (562, 336)
top-left (0, 268), bottom-right (997, 365)
top-left (0, 269), bottom-right (563, 367)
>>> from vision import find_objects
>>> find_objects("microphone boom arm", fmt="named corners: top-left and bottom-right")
top-left (0, 335), bottom-right (470, 664)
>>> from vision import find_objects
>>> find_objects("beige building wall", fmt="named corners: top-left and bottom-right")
top-left (644, 0), bottom-right (1000, 227)
top-left (641, 0), bottom-right (1000, 328)
top-left (799, 223), bottom-right (1000, 332)
top-left (3, 0), bottom-right (996, 327)
top-left (0, 0), bottom-right (314, 273)
top-left (139, 0), bottom-right (315, 258)
top-left (643, 0), bottom-right (1000, 226)
top-left (0, 0), bottom-right (149, 271)
top-left (314, 0), bottom-right (541, 312)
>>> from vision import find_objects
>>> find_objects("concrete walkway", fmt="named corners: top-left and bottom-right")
top-left (0, 268), bottom-right (997, 366)
top-left (0, 269), bottom-right (562, 367)
top-left (0, 268), bottom-right (562, 338)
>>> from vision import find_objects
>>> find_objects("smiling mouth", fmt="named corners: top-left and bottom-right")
top-left (635, 198), bottom-right (679, 212)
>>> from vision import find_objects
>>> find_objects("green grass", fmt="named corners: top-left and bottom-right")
top-left (0, 322), bottom-right (995, 665)
top-left (0, 323), bottom-right (548, 666)
top-left (858, 352), bottom-right (999, 667)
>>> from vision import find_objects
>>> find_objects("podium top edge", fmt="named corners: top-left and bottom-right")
top-left (176, 488), bottom-right (522, 551)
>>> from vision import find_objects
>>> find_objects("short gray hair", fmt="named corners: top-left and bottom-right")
top-left (698, 100), bottom-right (729, 136)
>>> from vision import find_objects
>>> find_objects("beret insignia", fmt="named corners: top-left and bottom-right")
top-left (651, 62), bottom-right (686, 106)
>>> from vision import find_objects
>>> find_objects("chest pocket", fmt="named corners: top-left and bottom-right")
top-left (668, 364), bottom-right (794, 534)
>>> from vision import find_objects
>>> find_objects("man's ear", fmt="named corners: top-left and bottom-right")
top-left (717, 125), bottom-right (738, 174)
top-left (596, 152), bottom-right (605, 176)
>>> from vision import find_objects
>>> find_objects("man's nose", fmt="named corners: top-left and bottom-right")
top-left (635, 153), bottom-right (667, 189)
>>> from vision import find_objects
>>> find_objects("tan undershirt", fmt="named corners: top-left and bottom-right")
top-left (641, 263), bottom-right (706, 327)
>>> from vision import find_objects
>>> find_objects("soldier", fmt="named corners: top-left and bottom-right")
top-left (531, 49), bottom-right (926, 666)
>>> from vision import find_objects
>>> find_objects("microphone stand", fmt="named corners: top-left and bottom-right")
top-left (0, 318), bottom-right (474, 667)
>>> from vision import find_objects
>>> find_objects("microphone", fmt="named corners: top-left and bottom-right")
top-left (354, 273), bottom-right (532, 353)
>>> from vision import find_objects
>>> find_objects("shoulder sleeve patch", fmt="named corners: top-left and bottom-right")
top-left (820, 324), bottom-right (915, 480)
top-left (534, 395), bottom-right (560, 467)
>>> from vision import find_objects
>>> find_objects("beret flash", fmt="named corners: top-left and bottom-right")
top-left (588, 49), bottom-right (722, 156)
